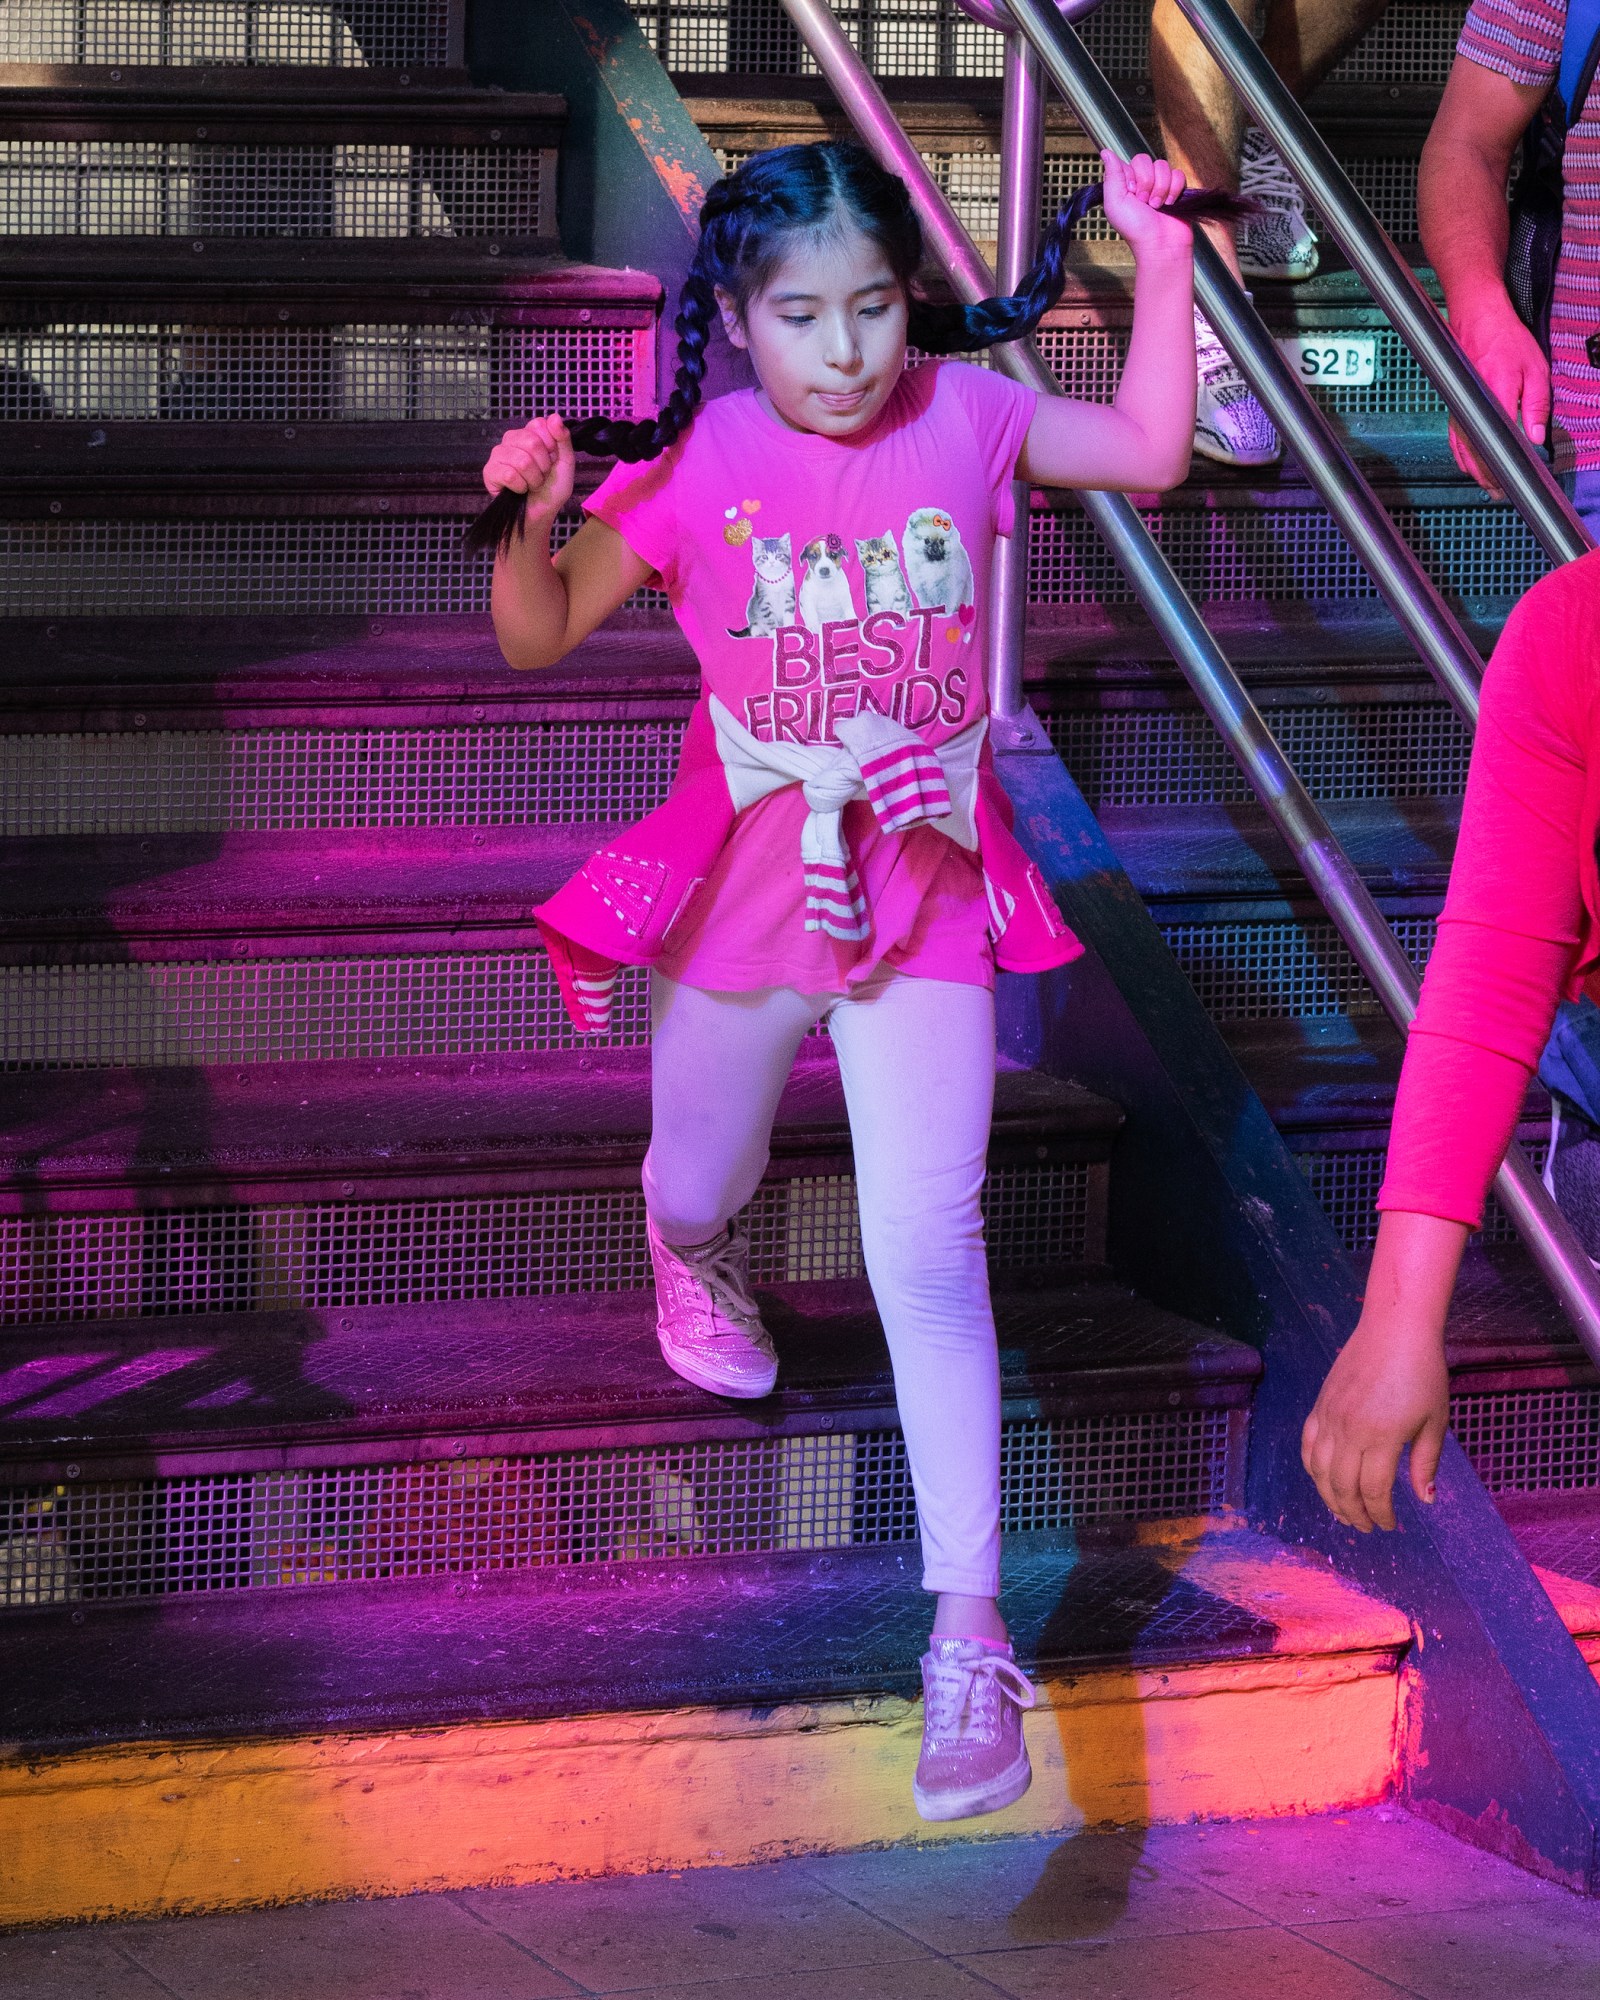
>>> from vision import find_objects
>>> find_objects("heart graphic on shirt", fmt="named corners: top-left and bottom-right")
top-left (958, 602), bottom-right (977, 626)
top-left (724, 505), bottom-right (739, 520)
top-left (741, 498), bottom-right (762, 514)
top-left (724, 518), bottom-right (752, 546)
top-left (945, 626), bottom-right (961, 645)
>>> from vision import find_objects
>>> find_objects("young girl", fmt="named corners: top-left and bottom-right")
top-left (480, 139), bottom-right (1215, 1822)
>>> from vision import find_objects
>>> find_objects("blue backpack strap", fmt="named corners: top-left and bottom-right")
top-left (1560, 0), bottom-right (1600, 119)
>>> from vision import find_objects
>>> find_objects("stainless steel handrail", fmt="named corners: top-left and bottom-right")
top-left (1172, 0), bottom-right (1592, 566)
top-left (998, 0), bottom-right (1487, 730)
top-left (776, 0), bottom-right (1600, 1365)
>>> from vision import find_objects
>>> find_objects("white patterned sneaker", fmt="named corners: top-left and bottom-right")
top-left (1194, 306), bottom-right (1282, 467)
top-left (913, 1636), bottom-right (1038, 1822)
top-left (1238, 128), bottom-right (1319, 282)
top-left (647, 1216), bottom-right (778, 1400)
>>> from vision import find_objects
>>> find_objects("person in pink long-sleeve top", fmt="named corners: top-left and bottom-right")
top-left (1303, 552), bottom-right (1600, 1529)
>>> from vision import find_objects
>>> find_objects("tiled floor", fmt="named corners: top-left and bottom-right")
top-left (3, 1809), bottom-right (1598, 1999)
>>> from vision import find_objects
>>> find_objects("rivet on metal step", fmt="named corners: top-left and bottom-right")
top-left (279, 309), bottom-right (291, 321)
top-left (1169, 1390), bottom-right (1183, 1406)
top-left (471, 832), bottom-right (484, 845)
top-left (451, 1442), bottom-right (466, 1458)
top-left (49, 501), bottom-right (61, 514)
top-left (473, 707), bottom-right (485, 720)
top-left (340, 1318), bottom-right (352, 1330)
top-left (192, 242), bottom-right (204, 254)
top-left (820, 1415), bottom-right (835, 1430)
top-left (109, 69), bottom-right (121, 80)
top-left (65, 1465), bottom-right (80, 1479)
top-left (1035, 1144), bottom-right (1049, 1159)
top-left (489, 244), bottom-right (502, 257)
top-left (370, 621), bottom-right (383, 635)
top-left (71, 1611), bottom-right (84, 1624)
top-left (133, 714), bottom-right (146, 727)
top-left (579, 309), bottom-right (592, 322)
top-left (400, 74), bottom-right (411, 85)
top-left (378, 498), bottom-right (390, 511)
top-left (196, 127), bottom-right (207, 139)
top-left (341, 1182), bottom-right (354, 1195)
top-left (491, 129), bottom-right (502, 141)
top-left (284, 428), bottom-right (296, 440)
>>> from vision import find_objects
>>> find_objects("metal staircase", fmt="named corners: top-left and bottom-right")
top-left (1, 0), bottom-right (1597, 1923)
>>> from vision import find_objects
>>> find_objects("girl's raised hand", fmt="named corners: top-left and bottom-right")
top-left (1098, 149), bottom-right (1191, 261)
top-left (481, 414), bottom-right (575, 526)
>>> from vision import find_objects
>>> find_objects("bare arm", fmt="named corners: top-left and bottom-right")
top-left (1302, 1209), bottom-right (1466, 1531)
top-left (483, 415), bottom-right (656, 671)
top-left (1019, 151), bottom-right (1196, 494)
top-left (1419, 56), bottom-right (1551, 490)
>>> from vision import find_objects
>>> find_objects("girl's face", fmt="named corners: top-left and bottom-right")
top-left (719, 221), bottom-right (908, 439)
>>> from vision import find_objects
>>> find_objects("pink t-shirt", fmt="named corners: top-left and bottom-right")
top-left (583, 359), bottom-right (1038, 992)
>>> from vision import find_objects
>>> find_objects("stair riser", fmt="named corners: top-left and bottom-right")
top-left (0, 318), bottom-right (653, 425)
top-left (3, 0), bottom-right (459, 69)
top-left (0, 140), bottom-right (555, 241)
top-left (642, 0), bottom-right (1464, 92)
top-left (0, 1404), bottom-right (1246, 1605)
top-left (1291, 1136), bottom-right (1547, 1254)
top-left (0, 1160), bottom-right (1108, 1324)
top-left (0, 496), bottom-right (1546, 615)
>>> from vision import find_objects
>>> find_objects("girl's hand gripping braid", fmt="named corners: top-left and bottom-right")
top-left (483, 412), bottom-right (577, 527)
top-left (483, 413), bottom-right (653, 672)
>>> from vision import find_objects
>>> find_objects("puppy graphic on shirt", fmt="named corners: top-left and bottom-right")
top-left (797, 533), bottom-right (857, 633)
top-left (903, 507), bottom-right (975, 615)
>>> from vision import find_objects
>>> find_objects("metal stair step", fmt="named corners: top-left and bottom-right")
top-left (0, 85), bottom-right (562, 243)
top-left (0, 1524), bottom-right (1407, 1754)
top-left (0, 1045), bottom-right (1118, 1200)
top-left (0, 1273), bottom-right (1260, 1474)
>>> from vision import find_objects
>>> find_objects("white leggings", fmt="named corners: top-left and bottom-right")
top-left (643, 971), bottom-right (1001, 1598)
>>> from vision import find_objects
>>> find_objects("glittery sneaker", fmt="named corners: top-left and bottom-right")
top-left (913, 1637), bottom-right (1038, 1822)
top-left (1194, 306), bottom-right (1281, 467)
top-left (1238, 128), bottom-right (1319, 282)
top-left (647, 1216), bottom-right (779, 1400)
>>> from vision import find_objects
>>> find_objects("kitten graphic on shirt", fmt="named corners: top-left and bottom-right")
top-left (797, 533), bottom-right (857, 634)
top-left (727, 533), bottom-right (796, 638)
top-left (903, 507), bottom-right (975, 615)
top-left (855, 531), bottom-right (915, 616)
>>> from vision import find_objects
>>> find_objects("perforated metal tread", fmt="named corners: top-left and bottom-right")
top-left (0, 1277), bottom-right (1260, 1468)
top-left (1442, 1244), bottom-right (1598, 1384)
top-left (0, 824), bottom-right (609, 954)
top-left (1499, 1492), bottom-right (1600, 1587)
top-left (1098, 798), bottom-right (1459, 904)
top-left (0, 240), bottom-right (657, 302)
top-left (0, 1046), bottom-right (1122, 1203)
top-left (0, 82), bottom-right (564, 142)
top-left (0, 1527), bottom-right (1397, 1754)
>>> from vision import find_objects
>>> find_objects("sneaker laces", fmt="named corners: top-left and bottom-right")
top-left (1240, 131), bottom-right (1303, 215)
top-left (923, 1645), bottom-right (1037, 1744)
top-left (677, 1227), bottom-right (767, 1339)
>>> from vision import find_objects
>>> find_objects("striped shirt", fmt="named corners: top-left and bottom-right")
top-left (1460, 0), bottom-right (1600, 467)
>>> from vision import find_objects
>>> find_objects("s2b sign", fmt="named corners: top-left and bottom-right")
top-left (1275, 334), bottom-right (1377, 385)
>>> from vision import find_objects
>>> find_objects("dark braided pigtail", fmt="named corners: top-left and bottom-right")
top-left (909, 180), bottom-right (1257, 355)
top-left (465, 269), bottom-right (719, 558)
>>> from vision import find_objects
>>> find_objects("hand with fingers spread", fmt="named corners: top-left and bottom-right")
top-left (1301, 1209), bottom-right (1466, 1531)
top-left (481, 413), bottom-right (576, 527)
top-left (1098, 148), bottom-right (1192, 262)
